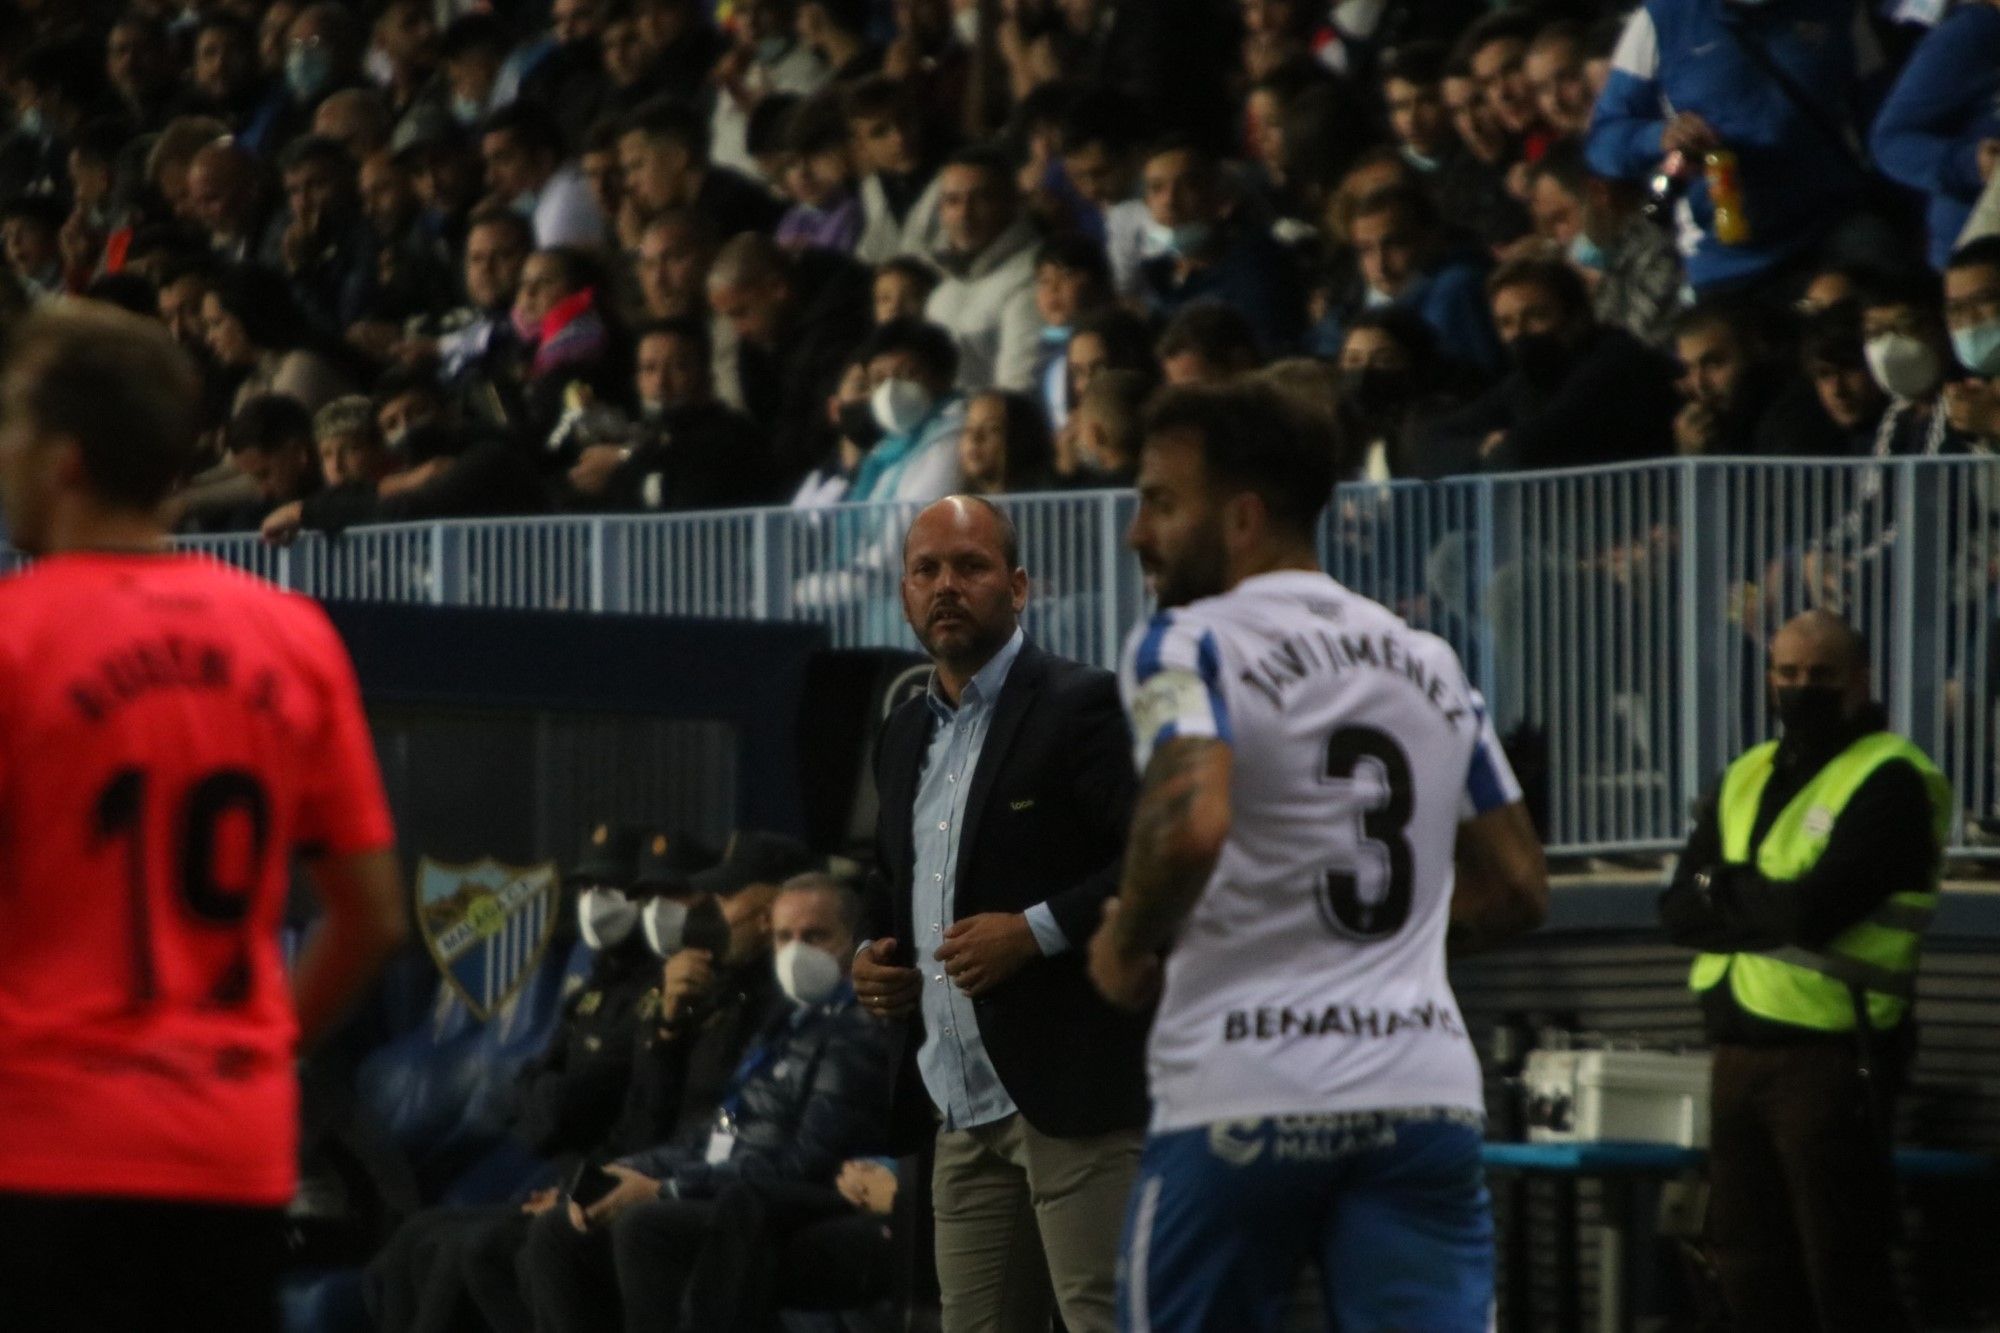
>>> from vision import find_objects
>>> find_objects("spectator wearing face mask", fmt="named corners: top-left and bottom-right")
top-left (565, 317), bottom-right (776, 511)
top-left (1424, 256), bottom-right (1679, 472)
top-left (848, 317), bottom-right (966, 504)
top-left (1314, 183), bottom-right (1500, 374)
top-left (1941, 237), bottom-right (2000, 450)
top-left (439, 14), bottom-right (512, 135)
top-left (363, 823), bottom-right (672, 1333)
top-left (1869, 0), bottom-right (2000, 273)
top-left (1858, 277), bottom-right (1971, 459)
top-left (522, 873), bottom-right (895, 1333)
top-left (1335, 306), bottom-right (1480, 480)
top-left (1525, 143), bottom-right (1683, 349)
top-left (1137, 137), bottom-right (1304, 357)
top-left (790, 355), bottom-right (873, 508)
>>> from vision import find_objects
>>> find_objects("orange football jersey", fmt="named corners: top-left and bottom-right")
top-left (0, 553), bottom-right (393, 1205)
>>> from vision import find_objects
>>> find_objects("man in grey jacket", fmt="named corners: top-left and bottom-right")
top-left (924, 147), bottom-right (1043, 394)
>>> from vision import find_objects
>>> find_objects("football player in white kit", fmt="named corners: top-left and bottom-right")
top-left (1087, 383), bottom-right (1549, 1332)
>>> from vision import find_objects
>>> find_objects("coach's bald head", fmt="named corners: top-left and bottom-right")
top-left (899, 497), bottom-right (1028, 699)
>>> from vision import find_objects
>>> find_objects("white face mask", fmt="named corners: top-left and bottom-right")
top-left (1864, 332), bottom-right (1941, 402)
top-left (577, 887), bottom-right (638, 950)
top-left (952, 6), bottom-right (981, 46)
top-left (774, 939), bottom-right (844, 1007)
top-left (871, 377), bottom-right (934, 436)
top-left (641, 898), bottom-right (689, 958)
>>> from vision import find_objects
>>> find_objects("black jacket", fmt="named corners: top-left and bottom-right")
top-left (1426, 325), bottom-right (1679, 471)
top-left (1658, 705), bottom-right (1940, 1046)
top-left (513, 938), bottom-right (661, 1159)
top-left (872, 640), bottom-right (1149, 1143)
top-left (621, 990), bottom-right (895, 1198)
top-left (734, 250), bottom-right (873, 489)
top-left (602, 958), bottom-right (788, 1157)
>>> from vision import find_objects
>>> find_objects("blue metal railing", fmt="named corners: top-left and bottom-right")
top-left (28, 456), bottom-right (1991, 856)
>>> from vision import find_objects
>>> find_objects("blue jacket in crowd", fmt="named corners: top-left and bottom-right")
top-left (1870, 3), bottom-right (2000, 270)
top-left (1310, 250), bottom-right (1502, 375)
top-left (1586, 0), bottom-right (1876, 292)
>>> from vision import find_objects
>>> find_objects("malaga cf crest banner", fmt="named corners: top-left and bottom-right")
top-left (415, 856), bottom-right (561, 1020)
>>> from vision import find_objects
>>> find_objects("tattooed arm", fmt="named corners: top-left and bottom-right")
top-left (1088, 736), bottom-right (1233, 1009)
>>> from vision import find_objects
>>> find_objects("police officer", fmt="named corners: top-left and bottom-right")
top-left (1658, 610), bottom-right (1951, 1333)
top-left (365, 822), bottom-right (676, 1333)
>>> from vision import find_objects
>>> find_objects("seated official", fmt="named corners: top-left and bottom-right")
top-left (522, 874), bottom-right (896, 1333)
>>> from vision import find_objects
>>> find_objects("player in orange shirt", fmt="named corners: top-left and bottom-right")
top-left (0, 302), bottom-right (407, 1332)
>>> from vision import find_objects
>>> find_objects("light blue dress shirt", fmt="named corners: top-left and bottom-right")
top-left (910, 628), bottom-right (1068, 1130)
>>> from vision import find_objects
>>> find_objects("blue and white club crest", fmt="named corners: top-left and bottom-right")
top-left (416, 856), bottom-right (561, 1020)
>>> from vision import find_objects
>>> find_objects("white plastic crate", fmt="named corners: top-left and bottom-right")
top-left (1522, 1049), bottom-right (1712, 1148)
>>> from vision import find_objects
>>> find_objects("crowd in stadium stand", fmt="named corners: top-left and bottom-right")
top-left (0, 0), bottom-right (1992, 551)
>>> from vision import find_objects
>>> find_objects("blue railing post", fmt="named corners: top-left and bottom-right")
top-left (1676, 460), bottom-right (1731, 828)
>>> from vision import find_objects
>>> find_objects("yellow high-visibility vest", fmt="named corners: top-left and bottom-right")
top-left (1688, 733), bottom-right (1950, 1032)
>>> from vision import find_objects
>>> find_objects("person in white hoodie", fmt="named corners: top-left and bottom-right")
top-left (923, 147), bottom-right (1043, 395)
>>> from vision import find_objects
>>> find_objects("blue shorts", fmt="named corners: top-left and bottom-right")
top-left (1116, 1109), bottom-right (1494, 1333)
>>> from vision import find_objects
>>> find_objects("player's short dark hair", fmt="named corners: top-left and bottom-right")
top-left (226, 393), bottom-right (314, 456)
top-left (862, 317), bottom-right (958, 384)
top-left (2, 301), bottom-right (201, 509)
top-left (1145, 382), bottom-right (1334, 538)
top-left (622, 97), bottom-right (711, 163)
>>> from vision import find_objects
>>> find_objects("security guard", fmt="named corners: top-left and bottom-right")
top-left (1659, 610), bottom-right (1951, 1333)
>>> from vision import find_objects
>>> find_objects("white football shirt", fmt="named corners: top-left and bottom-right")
top-left (1118, 570), bottom-right (1521, 1133)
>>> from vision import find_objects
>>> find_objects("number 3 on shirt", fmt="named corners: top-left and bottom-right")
top-left (1318, 726), bottom-right (1415, 940)
top-left (94, 766), bottom-right (271, 1010)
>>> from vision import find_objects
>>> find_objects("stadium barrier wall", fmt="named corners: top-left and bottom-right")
top-left (136, 456), bottom-right (2000, 857)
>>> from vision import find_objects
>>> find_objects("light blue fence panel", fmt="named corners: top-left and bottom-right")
top-left (14, 459), bottom-right (1993, 856)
